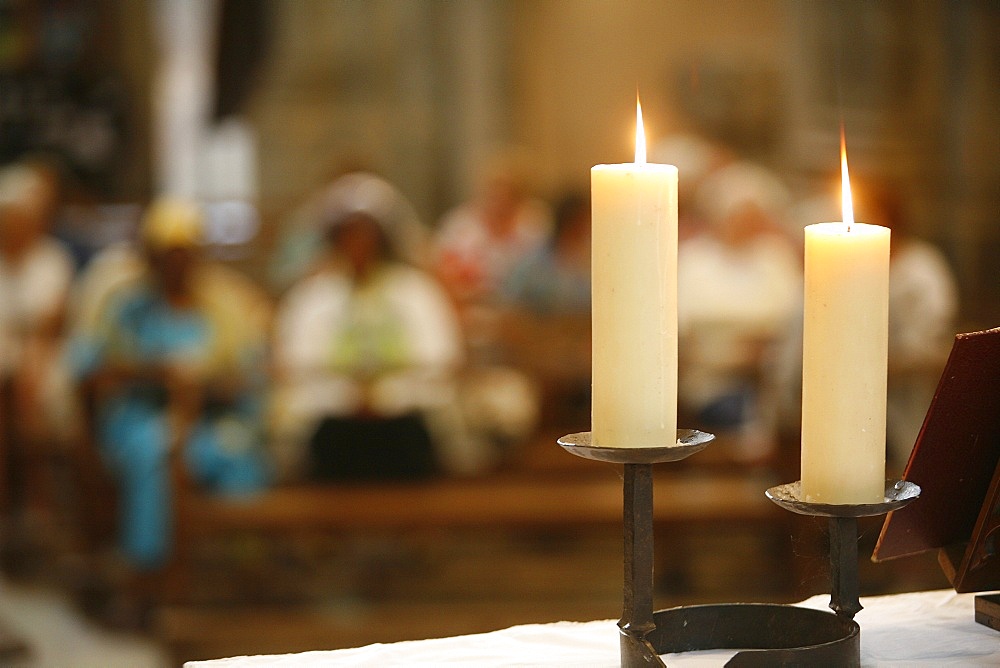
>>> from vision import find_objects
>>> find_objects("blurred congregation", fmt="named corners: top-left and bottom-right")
top-left (0, 0), bottom-right (998, 663)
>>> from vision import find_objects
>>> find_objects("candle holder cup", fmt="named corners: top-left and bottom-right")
top-left (558, 432), bottom-right (920, 667)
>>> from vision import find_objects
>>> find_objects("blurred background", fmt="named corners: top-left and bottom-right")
top-left (0, 0), bottom-right (996, 664)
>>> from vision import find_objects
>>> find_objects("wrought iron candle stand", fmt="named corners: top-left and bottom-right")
top-left (558, 431), bottom-right (921, 667)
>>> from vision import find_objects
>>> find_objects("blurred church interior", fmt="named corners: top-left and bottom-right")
top-left (0, 1), bottom-right (997, 664)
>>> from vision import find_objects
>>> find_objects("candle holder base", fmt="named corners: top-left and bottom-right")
top-left (558, 432), bottom-right (920, 667)
top-left (615, 603), bottom-right (860, 667)
top-left (644, 602), bottom-right (859, 666)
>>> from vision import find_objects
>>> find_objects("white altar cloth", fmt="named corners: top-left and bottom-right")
top-left (187, 590), bottom-right (999, 667)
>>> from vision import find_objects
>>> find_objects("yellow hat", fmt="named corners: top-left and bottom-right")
top-left (141, 198), bottom-right (204, 249)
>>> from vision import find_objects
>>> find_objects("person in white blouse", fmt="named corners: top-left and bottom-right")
top-left (677, 161), bottom-right (802, 460)
top-left (431, 150), bottom-right (551, 308)
top-left (272, 173), bottom-right (488, 480)
top-left (862, 184), bottom-right (959, 469)
top-left (0, 161), bottom-right (75, 522)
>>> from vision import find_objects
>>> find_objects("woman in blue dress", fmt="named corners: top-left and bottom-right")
top-left (74, 199), bottom-right (270, 571)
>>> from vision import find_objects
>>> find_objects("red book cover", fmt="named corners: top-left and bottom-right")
top-left (874, 327), bottom-right (1000, 583)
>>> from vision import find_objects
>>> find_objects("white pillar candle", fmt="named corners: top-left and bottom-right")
top-left (591, 101), bottom-right (678, 447)
top-left (800, 138), bottom-right (890, 503)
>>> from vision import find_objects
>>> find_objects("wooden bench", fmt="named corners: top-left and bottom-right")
top-left (70, 373), bottom-right (796, 612)
top-left (165, 462), bottom-right (787, 602)
top-left (153, 457), bottom-right (795, 662)
top-left (179, 472), bottom-right (780, 534)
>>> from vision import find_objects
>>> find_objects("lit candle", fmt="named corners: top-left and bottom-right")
top-left (591, 99), bottom-right (678, 447)
top-left (800, 131), bottom-right (890, 503)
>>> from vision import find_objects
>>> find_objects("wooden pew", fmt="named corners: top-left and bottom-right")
top-left (179, 473), bottom-right (779, 533)
top-left (165, 465), bottom-right (786, 603)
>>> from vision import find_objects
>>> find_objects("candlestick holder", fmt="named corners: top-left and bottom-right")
top-left (558, 432), bottom-right (921, 667)
top-left (765, 480), bottom-right (921, 622)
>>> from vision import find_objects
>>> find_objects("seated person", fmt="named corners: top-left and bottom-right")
top-left (865, 184), bottom-right (958, 468)
top-left (72, 198), bottom-right (270, 571)
top-left (272, 173), bottom-right (480, 480)
top-left (502, 190), bottom-right (591, 316)
top-left (678, 162), bottom-right (801, 457)
top-left (432, 150), bottom-right (551, 308)
top-left (497, 191), bottom-right (591, 422)
top-left (430, 150), bottom-right (551, 365)
top-left (0, 162), bottom-right (75, 526)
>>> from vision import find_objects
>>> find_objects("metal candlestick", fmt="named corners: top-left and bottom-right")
top-left (558, 432), bottom-right (921, 667)
top-left (558, 431), bottom-right (713, 665)
top-left (765, 480), bottom-right (921, 622)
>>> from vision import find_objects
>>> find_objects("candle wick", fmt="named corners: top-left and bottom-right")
top-left (635, 97), bottom-right (646, 165)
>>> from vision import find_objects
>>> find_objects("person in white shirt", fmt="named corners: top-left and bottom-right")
top-left (0, 162), bottom-right (75, 521)
top-left (432, 150), bottom-right (551, 308)
top-left (863, 184), bottom-right (959, 469)
top-left (272, 173), bottom-right (489, 480)
top-left (677, 161), bottom-right (801, 458)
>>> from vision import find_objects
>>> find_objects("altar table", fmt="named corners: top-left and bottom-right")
top-left (186, 590), bottom-right (999, 667)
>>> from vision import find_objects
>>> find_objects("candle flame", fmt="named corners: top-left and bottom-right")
top-left (840, 125), bottom-right (854, 228)
top-left (635, 96), bottom-right (646, 165)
